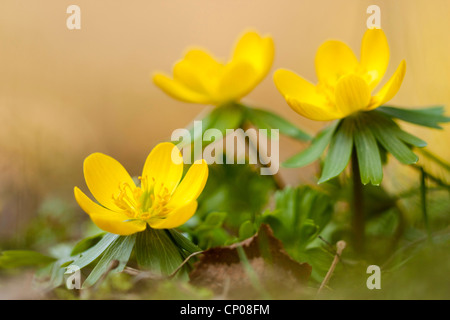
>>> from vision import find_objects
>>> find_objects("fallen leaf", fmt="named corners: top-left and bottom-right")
top-left (189, 224), bottom-right (312, 299)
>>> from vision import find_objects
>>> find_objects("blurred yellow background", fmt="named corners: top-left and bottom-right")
top-left (0, 0), bottom-right (449, 238)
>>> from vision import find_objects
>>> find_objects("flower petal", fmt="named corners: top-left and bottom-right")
top-left (179, 49), bottom-right (225, 97)
top-left (142, 142), bottom-right (184, 196)
top-left (335, 74), bottom-right (371, 116)
top-left (285, 97), bottom-right (342, 121)
top-left (360, 28), bottom-right (390, 90)
top-left (169, 159), bottom-right (208, 207)
top-left (368, 60), bottom-right (406, 110)
top-left (183, 49), bottom-right (224, 73)
top-left (153, 73), bottom-right (212, 104)
top-left (315, 40), bottom-right (359, 86)
top-left (74, 187), bottom-right (146, 235)
top-left (148, 201), bottom-right (198, 229)
top-left (172, 60), bottom-right (210, 96)
top-left (232, 31), bottom-right (275, 81)
top-left (216, 61), bottom-right (259, 103)
top-left (83, 152), bottom-right (135, 211)
top-left (273, 69), bottom-right (328, 105)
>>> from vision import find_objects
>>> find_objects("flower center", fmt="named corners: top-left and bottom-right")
top-left (112, 176), bottom-right (171, 222)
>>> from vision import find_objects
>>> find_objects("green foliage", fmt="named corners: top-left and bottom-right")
top-left (0, 250), bottom-right (56, 269)
top-left (242, 105), bottom-right (311, 141)
top-left (378, 105), bottom-right (450, 129)
top-left (354, 114), bottom-right (383, 185)
top-left (69, 233), bottom-right (119, 271)
top-left (238, 220), bottom-right (255, 240)
top-left (259, 186), bottom-right (335, 282)
top-left (82, 234), bottom-right (136, 288)
top-left (190, 212), bottom-right (232, 249)
top-left (261, 186), bottom-right (333, 248)
top-left (70, 233), bottom-right (104, 256)
top-left (135, 228), bottom-right (199, 276)
top-left (1, 101), bottom-right (449, 298)
top-left (195, 162), bottom-right (276, 230)
top-left (369, 113), bottom-right (420, 164)
top-left (283, 121), bottom-right (339, 168)
top-left (283, 106), bottom-right (449, 186)
top-left (318, 118), bottom-right (354, 183)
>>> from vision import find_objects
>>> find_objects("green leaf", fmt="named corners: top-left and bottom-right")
top-left (297, 247), bottom-right (334, 282)
top-left (378, 106), bottom-right (450, 129)
top-left (354, 115), bottom-right (383, 185)
top-left (192, 211), bottom-right (233, 249)
top-left (202, 211), bottom-right (227, 229)
top-left (0, 250), bottom-right (56, 269)
top-left (262, 186), bottom-right (333, 248)
top-left (196, 161), bottom-right (275, 229)
top-left (135, 228), bottom-right (183, 275)
top-left (83, 234), bottom-right (136, 287)
top-left (239, 220), bottom-right (255, 240)
top-left (168, 229), bottom-right (202, 254)
top-left (211, 103), bottom-right (245, 133)
top-left (372, 110), bottom-right (427, 149)
top-left (395, 130), bottom-right (427, 148)
top-left (283, 121), bottom-right (339, 168)
top-left (243, 106), bottom-right (311, 141)
top-left (369, 115), bottom-right (419, 165)
top-left (50, 257), bottom-right (75, 288)
top-left (70, 233), bottom-right (105, 256)
top-left (69, 233), bottom-right (119, 270)
top-left (299, 219), bottom-right (319, 245)
top-left (318, 119), bottom-right (354, 183)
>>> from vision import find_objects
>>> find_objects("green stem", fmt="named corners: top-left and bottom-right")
top-left (419, 167), bottom-right (432, 242)
top-left (351, 149), bottom-right (364, 254)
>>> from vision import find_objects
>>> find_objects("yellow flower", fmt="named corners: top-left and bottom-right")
top-left (274, 29), bottom-right (406, 121)
top-left (153, 31), bottom-right (274, 106)
top-left (74, 142), bottom-right (208, 235)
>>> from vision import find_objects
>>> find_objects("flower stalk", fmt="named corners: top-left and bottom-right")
top-left (351, 149), bottom-right (365, 254)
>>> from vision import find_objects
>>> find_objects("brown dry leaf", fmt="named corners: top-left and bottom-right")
top-left (189, 224), bottom-right (312, 299)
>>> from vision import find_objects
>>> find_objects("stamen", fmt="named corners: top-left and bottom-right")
top-left (112, 178), bottom-right (173, 222)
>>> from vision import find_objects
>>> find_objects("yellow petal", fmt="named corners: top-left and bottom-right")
top-left (149, 200), bottom-right (198, 229)
top-left (74, 187), bottom-right (146, 235)
top-left (334, 74), bottom-right (371, 116)
top-left (142, 142), bottom-right (184, 196)
top-left (216, 61), bottom-right (259, 103)
top-left (183, 49), bottom-right (224, 73)
top-left (169, 159), bottom-right (208, 207)
top-left (181, 49), bottom-right (225, 96)
top-left (84, 152), bottom-right (135, 211)
top-left (273, 69), bottom-right (328, 105)
top-left (153, 73), bottom-right (212, 104)
top-left (173, 60), bottom-right (210, 96)
top-left (285, 96), bottom-right (342, 121)
top-left (232, 31), bottom-right (275, 80)
top-left (368, 60), bottom-right (406, 110)
top-left (360, 29), bottom-right (390, 90)
top-left (315, 40), bottom-right (359, 86)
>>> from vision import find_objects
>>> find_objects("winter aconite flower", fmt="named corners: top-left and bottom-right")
top-left (274, 29), bottom-right (406, 121)
top-left (153, 31), bottom-right (274, 106)
top-left (74, 142), bottom-right (208, 235)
